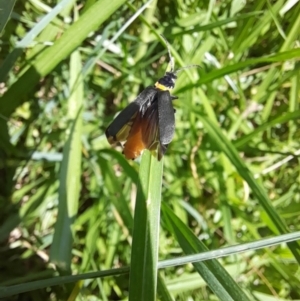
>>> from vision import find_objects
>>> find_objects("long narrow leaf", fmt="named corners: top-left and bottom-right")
top-left (128, 151), bottom-right (163, 301)
top-left (50, 50), bottom-right (83, 270)
top-left (2, 231), bottom-right (300, 297)
top-left (162, 203), bottom-right (251, 301)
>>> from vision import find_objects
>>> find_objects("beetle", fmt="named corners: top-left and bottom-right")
top-left (105, 35), bottom-right (199, 161)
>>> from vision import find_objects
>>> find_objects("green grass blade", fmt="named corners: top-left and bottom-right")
top-left (82, 0), bottom-right (152, 79)
top-left (157, 272), bottom-right (174, 301)
top-left (0, 0), bottom-right (126, 117)
top-left (288, 68), bottom-right (300, 142)
top-left (234, 110), bottom-right (300, 149)
top-left (162, 203), bottom-right (251, 301)
top-left (173, 11), bottom-right (263, 36)
top-left (179, 48), bottom-right (300, 88)
top-left (260, 4), bottom-right (300, 120)
top-left (0, 267), bottom-right (130, 298)
top-left (2, 231), bottom-right (300, 297)
top-left (0, 0), bottom-right (74, 82)
top-left (266, 0), bottom-right (287, 40)
top-left (50, 50), bottom-right (83, 271)
top-left (0, 0), bottom-right (16, 34)
top-left (197, 114), bottom-right (300, 262)
top-left (97, 155), bottom-right (133, 233)
top-left (101, 149), bottom-right (139, 184)
top-left (232, 0), bottom-right (284, 55)
top-left (128, 151), bottom-right (163, 301)
top-left (158, 231), bottom-right (300, 269)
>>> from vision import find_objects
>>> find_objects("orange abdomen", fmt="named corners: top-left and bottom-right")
top-left (123, 118), bottom-right (146, 160)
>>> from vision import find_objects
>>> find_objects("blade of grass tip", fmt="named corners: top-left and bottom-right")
top-left (162, 203), bottom-right (251, 301)
top-left (50, 49), bottom-right (83, 271)
top-left (197, 113), bottom-right (300, 263)
top-left (0, 0), bottom-right (16, 34)
top-left (128, 150), bottom-right (163, 301)
top-left (0, 0), bottom-right (126, 118)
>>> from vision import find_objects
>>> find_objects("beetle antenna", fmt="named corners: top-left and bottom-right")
top-left (175, 64), bottom-right (201, 73)
top-left (160, 34), bottom-right (175, 72)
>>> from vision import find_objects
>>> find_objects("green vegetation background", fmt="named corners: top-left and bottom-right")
top-left (0, 0), bottom-right (300, 300)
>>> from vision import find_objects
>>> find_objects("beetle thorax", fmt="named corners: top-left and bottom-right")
top-left (155, 72), bottom-right (177, 91)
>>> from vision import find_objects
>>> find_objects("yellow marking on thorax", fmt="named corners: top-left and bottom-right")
top-left (155, 82), bottom-right (171, 91)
